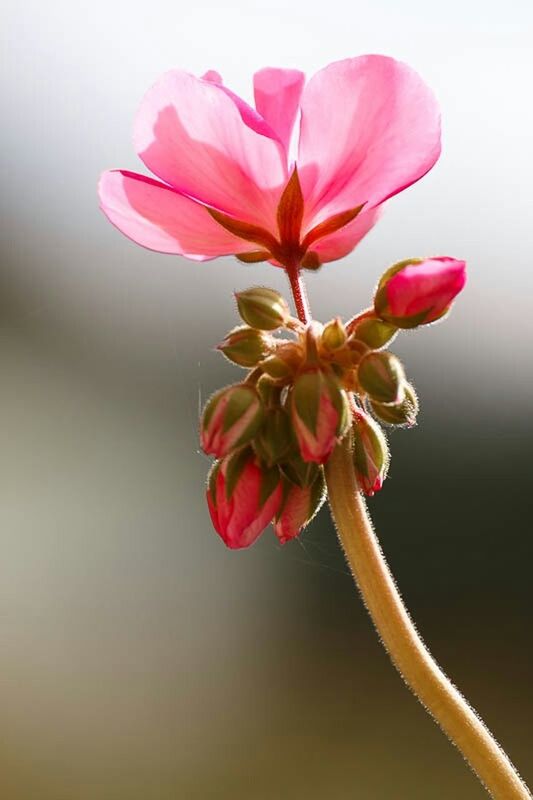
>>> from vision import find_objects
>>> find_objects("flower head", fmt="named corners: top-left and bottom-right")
top-left (98, 57), bottom-right (440, 270)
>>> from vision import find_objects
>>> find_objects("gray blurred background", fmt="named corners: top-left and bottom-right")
top-left (1, 0), bottom-right (532, 797)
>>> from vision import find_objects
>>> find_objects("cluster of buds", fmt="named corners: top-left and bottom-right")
top-left (201, 257), bottom-right (466, 548)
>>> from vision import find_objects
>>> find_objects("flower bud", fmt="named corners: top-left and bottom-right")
top-left (357, 351), bottom-right (405, 405)
top-left (280, 453), bottom-right (320, 489)
top-left (352, 410), bottom-right (390, 496)
top-left (274, 472), bottom-right (326, 544)
top-left (321, 318), bottom-right (347, 351)
top-left (207, 449), bottom-right (282, 549)
top-left (352, 316), bottom-right (398, 349)
top-left (235, 287), bottom-right (291, 331)
top-left (253, 407), bottom-right (294, 466)
top-left (217, 326), bottom-right (273, 367)
top-left (374, 257), bottom-right (466, 329)
top-left (371, 383), bottom-right (419, 427)
top-left (259, 354), bottom-right (293, 380)
top-left (201, 383), bottom-right (264, 458)
top-left (290, 369), bottom-right (350, 464)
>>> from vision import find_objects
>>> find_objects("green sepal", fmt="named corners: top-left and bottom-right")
top-left (259, 464), bottom-right (281, 509)
top-left (280, 454), bottom-right (319, 489)
top-left (224, 448), bottom-right (251, 500)
top-left (352, 414), bottom-right (390, 481)
top-left (207, 460), bottom-right (222, 505)
top-left (202, 388), bottom-right (225, 431)
top-left (323, 373), bottom-right (350, 438)
top-left (292, 371), bottom-right (321, 435)
top-left (221, 385), bottom-right (263, 434)
top-left (253, 407), bottom-right (294, 466)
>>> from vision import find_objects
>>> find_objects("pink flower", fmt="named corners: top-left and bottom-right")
top-left (98, 57), bottom-right (441, 270)
top-left (207, 451), bottom-right (282, 549)
top-left (375, 257), bottom-right (466, 327)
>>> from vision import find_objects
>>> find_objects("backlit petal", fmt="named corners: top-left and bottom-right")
top-left (254, 68), bottom-right (305, 156)
top-left (98, 170), bottom-right (251, 260)
top-left (134, 70), bottom-right (287, 229)
top-left (298, 55), bottom-right (441, 227)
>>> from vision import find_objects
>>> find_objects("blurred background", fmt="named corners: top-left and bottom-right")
top-left (1, 0), bottom-right (532, 797)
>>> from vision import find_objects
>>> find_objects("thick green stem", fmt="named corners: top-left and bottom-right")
top-left (325, 436), bottom-right (531, 800)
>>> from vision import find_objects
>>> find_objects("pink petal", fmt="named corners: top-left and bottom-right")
top-left (201, 69), bottom-right (279, 142)
top-left (309, 206), bottom-right (382, 264)
top-left (134, 70), bottom-right (287, 229)
top-left (98, 170), bottom-right (251, 259)
top-left (297, 55), bottom-right (441, 228)
top-left (253, 68), bottom-right (305, 156)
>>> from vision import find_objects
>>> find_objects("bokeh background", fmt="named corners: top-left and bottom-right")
top-left (2, 0), bottom-right (532, 797)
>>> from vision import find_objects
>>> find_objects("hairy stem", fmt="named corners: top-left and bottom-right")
top-left (286, 265), bottom-right (310, 324)
top-left (325, 436), bottom-right (531, 800)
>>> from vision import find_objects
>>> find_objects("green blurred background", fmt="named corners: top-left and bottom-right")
top-left (1, 0), bottom-right (532, 797)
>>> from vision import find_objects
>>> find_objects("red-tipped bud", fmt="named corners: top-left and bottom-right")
top-left (290, 369), bottom-right (350, 464)
top-left (274, 472), bottom-right (326, 545)
top-left (374, 257), bottom-right (466, 329)
top-left (207, 450), bottom-right (282, 549)
top-left (357, 351), bottom-right (405, 405)
top-left (217, 326), bottom-right (273, 367)
top-left (235, 287), bottom-right (291, 331)
top-left (352, 410), bottom-right (390, 496)
top-left (201, 384), bottom-right (264, 458)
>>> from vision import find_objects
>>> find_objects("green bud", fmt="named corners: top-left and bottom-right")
top-left (353, 317), bottom-right (398, 349)
top-left (352, 410), bottom-right (390, 496)
top-left (235, 287), bottom-right (290, 331)
top-left (321, 317), bottom-right (347, 351)
top-left (254, 407), bottom-right (294, 466)
top-left (370, 383), bottom-right (419, 427)
top-left (217, 326), bottom-right (273, 367)
top-left (357, 351), bottom-right (405, 405)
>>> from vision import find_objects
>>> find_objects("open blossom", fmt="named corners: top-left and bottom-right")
top-left (375, 257), bottom-right (467, 327)
top-left (98, 56), bottom-right (441, 270)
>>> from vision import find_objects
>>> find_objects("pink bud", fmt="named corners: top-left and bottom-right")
top-left (290, 370), bottom-right (350, 464)
top-left (274, 474), bottom-right (326, 545)
top-left (207, 450), bottom-right (282, 549)
top-left (201, 384), bottom-right (264, 459)
top-left (375, 257), bottom-right (466, 328)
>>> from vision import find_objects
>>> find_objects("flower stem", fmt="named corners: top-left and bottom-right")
top-left (324, 435), bottom-right (531, 800)
top-left (286, 265), bottom-right (311, 324)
